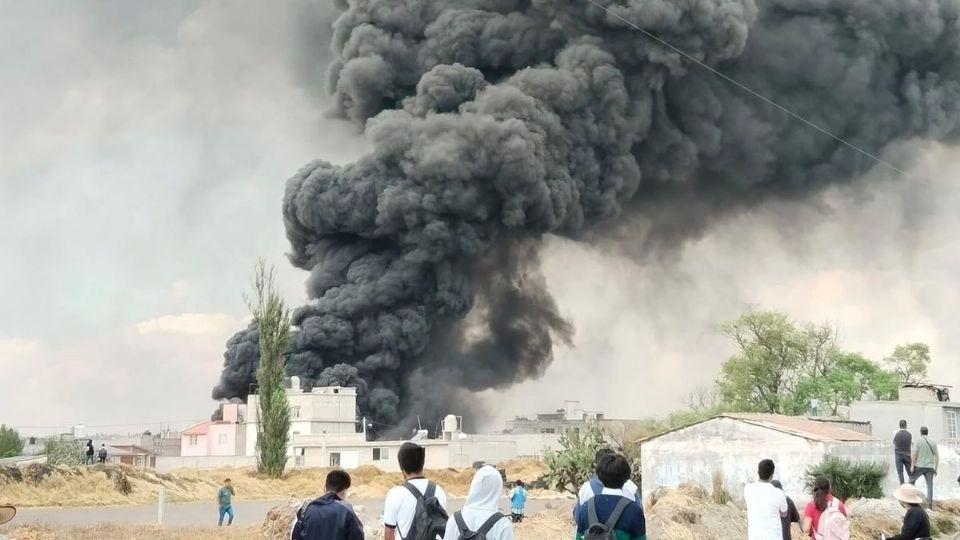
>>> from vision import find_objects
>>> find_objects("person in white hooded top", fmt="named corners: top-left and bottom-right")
top-left (443, 465), bottom-right (515, 540)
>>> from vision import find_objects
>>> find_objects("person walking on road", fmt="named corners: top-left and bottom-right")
top-left (909, 426), bottom-right (939, 510)
top-left (291, 470), bottom-right (364, 540)
top-left (507, 480), bottom-right (528, 524)
top-left (218, 478), bottom-right (236, 527)
top-left (893, 420), bottom-right (913, 486)
top-left (744, 459), bottom-right (788, 540)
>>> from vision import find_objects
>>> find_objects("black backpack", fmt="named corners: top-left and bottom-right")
top-left (400, 481), bottom-right (448, 540)
top-left (583, 497), bottom-right (631, 540)
top-left (453, 511), bottom-right (506, 540)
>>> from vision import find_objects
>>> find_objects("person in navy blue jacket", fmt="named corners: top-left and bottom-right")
top-left (292, 470), bottom-right (364, 540)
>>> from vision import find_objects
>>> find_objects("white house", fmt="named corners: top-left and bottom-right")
top-left (244, 379), bottom-right (362, 457)
top-left (850, 383), bottom-right (959, 441)
top-left (639, 414), bottom-right (890, 504)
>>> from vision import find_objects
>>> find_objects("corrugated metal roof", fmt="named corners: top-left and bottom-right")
top-left (637, 414), bottom-right (876, 444)
top-left (720, 414), bottom-right (875, 442)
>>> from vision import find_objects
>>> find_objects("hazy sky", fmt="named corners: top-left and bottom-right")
top-left (2, 1), bottom-right (957, 435)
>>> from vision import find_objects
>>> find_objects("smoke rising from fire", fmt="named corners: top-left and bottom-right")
top-left (213, 0), bottom-right (960, 431)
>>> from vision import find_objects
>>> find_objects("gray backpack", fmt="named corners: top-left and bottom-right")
top-left (584, 497), bottom-right (631, 540)
top-left (400, 481), bottom-right (448, 540)
top-left (453, 511), bottom-right (506, 539)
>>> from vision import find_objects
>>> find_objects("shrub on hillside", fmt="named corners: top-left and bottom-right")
top-left (44, 438), bottom-right (84, 466)
top-left (805, 456), bottom-right (887, 501)
top-left (0, 425), bottom-right (24, 458)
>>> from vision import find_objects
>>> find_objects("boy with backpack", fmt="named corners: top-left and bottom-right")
top-left (383, 442), bottom-right (448, 540)
top-left (291, 470), bottom-right (364, 540)
top-left (574, 453), bottom-right (646, 540)
top-left (444, 465), bottom-right (514, 540)
top-left (574, 449), bottom-right (641, 521)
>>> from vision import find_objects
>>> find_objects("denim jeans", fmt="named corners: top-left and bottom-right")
top-left (909, 467), bottom-right (935, 509)
top-left (894, 453), bottom-right (912, 485)
top-left (218, 505), bottom-right (235, 526)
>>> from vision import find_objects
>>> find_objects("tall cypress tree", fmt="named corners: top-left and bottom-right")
top-left (248, 260), bottom-right (291, 477)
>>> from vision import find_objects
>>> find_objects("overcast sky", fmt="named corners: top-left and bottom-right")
top-left (2, 1), bottom-right (957, 436)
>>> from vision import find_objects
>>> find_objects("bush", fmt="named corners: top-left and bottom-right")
top-left (930, 513), bottom-right (959, 536)
top-left (805, 456), bottom-right (887, 501)
top-left (44, 438), bottom-right (84, 466)
top-left (542, 425), bottom-right (608, 495)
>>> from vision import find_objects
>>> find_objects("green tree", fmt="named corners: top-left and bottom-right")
top-left (716, 311), bottom-right (840, 413)
top-left (0, 425), bottom-right (24, 458)
top-left (44, 437), bottom-right (84, 466)
top-left (542, 425), bottom-right (607, 495)
top-left (792, 353), bottom-right (900, 414)
top-left (885, 342), bottom-right (931, 384)
top-left (248, 260), bottom-right (292, 477)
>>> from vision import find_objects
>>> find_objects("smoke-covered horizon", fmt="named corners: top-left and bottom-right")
top-left (212, 0), bottom-right (960, 433)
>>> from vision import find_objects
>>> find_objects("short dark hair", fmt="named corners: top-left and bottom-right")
top-left (597, 453), bottom-right (631, 489)
top-left (325, 470), bottom-right (351, 493)
top-left (515, 480), bottom-right (524, 488)
top-left (224, 478), bottom-right (231, 483)
top-left (920, 426), bottom-right (929, 436)
top-left (758, 459), bottom-right (775, 481)
top-left (900, 420), bottom-right (907, 429)
top-left (595, 447), bottom-right (615, 463)
top-left (398, 442), bottom-right (426, 474)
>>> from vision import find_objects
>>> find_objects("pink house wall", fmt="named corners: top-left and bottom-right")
top-left (181, 432), bottom-right (209, 457)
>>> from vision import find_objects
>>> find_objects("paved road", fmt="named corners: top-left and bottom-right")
top-left (14, 498), bottom-right (561, 527)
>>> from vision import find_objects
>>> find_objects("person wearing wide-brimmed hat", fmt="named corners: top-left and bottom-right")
top-left (0, 505), bottom-right (16, 539)
top-left (884, 484), bottom-right (930, 540)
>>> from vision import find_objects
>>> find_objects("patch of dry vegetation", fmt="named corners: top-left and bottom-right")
top-left (0, 460), bottom-right (557, 507)
top-left (0, 523), bottom-right (259, 540)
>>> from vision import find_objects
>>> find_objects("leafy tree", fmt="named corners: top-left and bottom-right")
top-left (805, 456), bottom-right (887, 500)
top-left (248, 260), bottom-right (292, 477)
top-left (542, 425), bottom-right (607, 495)
top-left (0, 425), bottom-right (23, 458)
top-left (885, 342), bottom-right (931, 384)
top-left (717, 311), bottom-right (836, 413)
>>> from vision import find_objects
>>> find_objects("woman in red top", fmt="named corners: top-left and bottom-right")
top-left (802, 476), bottom-right (847, 538)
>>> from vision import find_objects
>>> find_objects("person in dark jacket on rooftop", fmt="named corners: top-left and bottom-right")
top-left (292, 470), bottom-right (364, 540)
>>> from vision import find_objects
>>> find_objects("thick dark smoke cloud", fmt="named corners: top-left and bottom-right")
top-left (214, 0), bottom-right (960, 432)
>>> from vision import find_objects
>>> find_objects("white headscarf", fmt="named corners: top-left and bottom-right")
top-left (442, 466), bottom-right (514, 540)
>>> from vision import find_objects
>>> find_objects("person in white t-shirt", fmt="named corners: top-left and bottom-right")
top-left (744, 459), bottom-right (788, 540)
top-left (573, 448), bottom-right (640, 520)
top-left (383, 442), bottom-right (448, 540)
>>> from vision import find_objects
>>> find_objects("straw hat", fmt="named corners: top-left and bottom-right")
top-left (0, 505), bottom-right (15, 525)
top-left (892, 484), bottom-right (925, 505)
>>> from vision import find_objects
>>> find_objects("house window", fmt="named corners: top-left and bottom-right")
top-left (188, 435), bottom-right (198, 446)
top-left (292, 406), bottom-right (301, 418)
top-left (218, 434), bottom-right (228, 445)
top-left (330, 452), bottom-right (341, 467)
top-left (373, 448), bottom-right (389, 461)
top-left (946, 409), bottom-right (959, 439)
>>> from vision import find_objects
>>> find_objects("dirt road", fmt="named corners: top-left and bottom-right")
top-left (13, 498), bottom-right (562, 527)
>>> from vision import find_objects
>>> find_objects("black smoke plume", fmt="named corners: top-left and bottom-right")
top-left (214, 0), bottom-right (960, 432)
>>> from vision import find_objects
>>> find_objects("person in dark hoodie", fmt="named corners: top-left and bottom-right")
top-left (292, 470), bottom-right (364, 540)
top-left (770, 481), bottom-right (800, 540)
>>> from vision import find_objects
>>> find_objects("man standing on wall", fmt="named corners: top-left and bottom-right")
top-left (909, 426), bottom-right (939, 510)
top-left (893, 420), bottom-right (912, 486)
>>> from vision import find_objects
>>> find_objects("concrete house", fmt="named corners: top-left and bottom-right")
top-left (850, 383), bottom-right (959, 441)
top-left (639, 414), bottom-right (884, 504)
top-left (180, 402), bottom-right (246, 457)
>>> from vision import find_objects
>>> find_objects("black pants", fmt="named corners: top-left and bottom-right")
top-left (909, 467), bottom-right (935, 509)
top-left (511, 512), bottom-right (524, 523)
top-left (895, 453), bottom-right (912, 485)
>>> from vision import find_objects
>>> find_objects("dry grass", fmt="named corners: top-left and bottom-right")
top-left (0, 523), bottom-right (259, 540)
top-left (0, 461), bottom-right (558, 507)
top-left (513, 505), bottom-right (574, 540)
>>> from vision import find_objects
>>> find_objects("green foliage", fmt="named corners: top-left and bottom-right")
top-left (716, 310), bottom-right (905, 414)
top-left (885, 342), bottom-right (931, 384)
top-left (542, 425), bottom-right (607, 495)
top-left (0, 425), bottom-right (23, 458)
top-left (44, 437), bottom-right (84, 466)
top-left (248, 259), bottom-right (292, 478)
top-left (930, 513), bottom-right (959, 536)
top-left (805, 456), bottom-right (887, 501)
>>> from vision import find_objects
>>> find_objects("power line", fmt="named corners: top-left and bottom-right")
top-left (585, 0), bottom-right (907, 176)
